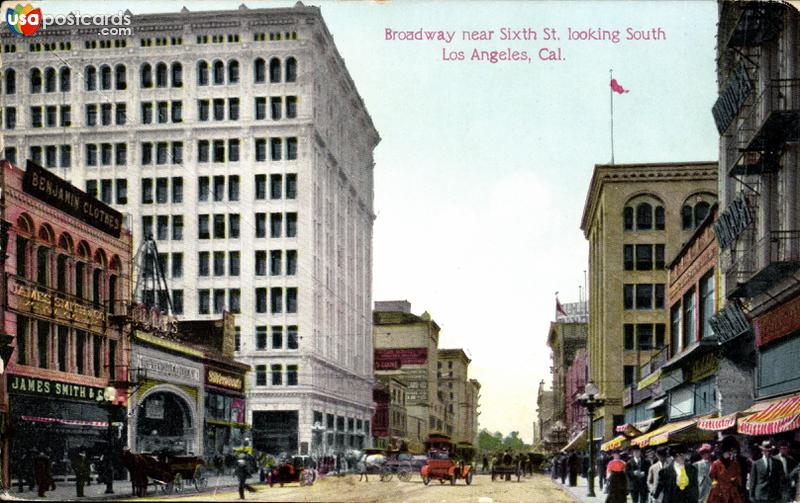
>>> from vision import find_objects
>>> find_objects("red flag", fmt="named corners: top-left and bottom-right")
top-left (610, 79), bottom-right (630, 94)
top-left (556, 298), bottom-right (568, 317)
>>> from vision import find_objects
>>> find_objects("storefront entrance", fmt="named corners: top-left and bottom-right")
top-left (135, 391), bottom-right (196, 454)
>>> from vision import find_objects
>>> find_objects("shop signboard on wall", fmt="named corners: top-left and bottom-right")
top-left (231, 398), bottom-right (245, 424)
top-left (754, 295), bottom-right (800, 348)
top-left (7, 375), bottom-right (109, 403)
top-left (8, 277), bottom-right (106, 332)
top-left (206, 367), bottom-right (244, 393)
top-left (374, 347), bottom-right (428, 370)
top-left (136, 354), bottom-right (201, 385)
top-left (146, 396), bottom-right (165, 420)
top-left (690, 353), bottom-right (720, 383)
top-left (22, 160), bottom-right (123, 238)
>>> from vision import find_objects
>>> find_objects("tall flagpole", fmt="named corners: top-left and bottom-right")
top-left (610, 68), bottom-right (615, 165)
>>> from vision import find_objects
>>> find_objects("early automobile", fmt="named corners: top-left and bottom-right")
top-left (419, 434), bottom-right (474, 486)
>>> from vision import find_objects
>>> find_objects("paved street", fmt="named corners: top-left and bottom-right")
top-left (92, 473), bottom-right (576, 503)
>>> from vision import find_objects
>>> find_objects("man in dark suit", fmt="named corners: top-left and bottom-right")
top-left (654, 445), bottom-right (699, 503)
top-left (625, 446), bottom-right (651, 503)
top-left (750, 440), bottom-right (785, 503)
top-left (776, 441), bottom-right (797, 503)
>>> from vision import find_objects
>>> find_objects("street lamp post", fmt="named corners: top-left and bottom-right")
top-left (101, 386), bottom-right (118, 494)
top-left (577, 381), bottom-right (605, 498)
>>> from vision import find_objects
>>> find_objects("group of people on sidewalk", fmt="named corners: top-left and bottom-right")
top-left (554, 436), bottom-right (800, 503)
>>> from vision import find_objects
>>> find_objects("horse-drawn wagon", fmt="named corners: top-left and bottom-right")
top-left (120, 450), bottom-right (208, 496)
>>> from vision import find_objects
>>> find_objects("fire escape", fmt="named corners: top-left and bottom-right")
top-left (716, 1), bottom-right (800, 303)
top-left (132, 237), bottom-right (174, 315)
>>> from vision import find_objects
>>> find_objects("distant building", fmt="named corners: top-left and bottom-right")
top-left (371, 376), bottom-right (407, 449)
top-left (546, 312), bottom-right (588, 448)
top-left (566, 347), bottom-right (589, 439)
top-left (535, 380), bottom-right (557, 451)
top-left (580, 162), bottom-right (717, 440)
top-left (438, 348), bottom-right (480, 443)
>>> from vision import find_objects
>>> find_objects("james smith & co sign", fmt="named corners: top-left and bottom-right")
top-left (23, 160), bottom-right (123, 238)
top-left (8, 375), bottom-right (109, 403)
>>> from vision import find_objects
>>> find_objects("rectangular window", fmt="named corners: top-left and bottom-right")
top-left (30, 146), bottom-right (42, 164)
top-left (651, 285), bottom-right (664, 311)
top-left (5, 107), bottom-right (17, 129)
top-left (270, 287), bottom-right (283, 313)
top-left (86, 144), bottom-right (98, 166)
top-left (115, 103), bottom-right (125, 125)
top-left (100, 143), bottom-right (112, 166)
top-left (212, 139), bottom-right (224, 163)
top-left (255, 139), bottom-right (267, 161)
top-left (213, 289), bottom-right (225, 314)
top-left (287, 365), bottom-right (298, 386)
top-left (157, 101), bottom-right (168, 123)
top-left (287, 287), bottom-right (297, 313)
top-left (115, 143), bottom-right (127, 165)
top-left (156, 142), bottom-right (168, 165)
top-left (256, 288), bottom-right (267, 313)
top-left (270, 213), bottom-right (282, 238)
top-left (115, 179), bottom-right (127, 205)
top-left (271, 364), bottom-right (282, 385)
top-left (156, 177), bottom-right (168, 203)
top-left (198, 289), bottom-right (210, 314)
top-left (255, 175), bottom-right (267, 199)
top-left (198, 100), bottom-right (209, 121)
top-left (229, 251), bottom-right (240, 276)
top-left (93, 336), bottom-right (102, 377)
top-left (213, 214), bottom-right (225, 239)
top-left (75, 330), bottom-right (85, 374)
top-left (270, 174), bottom-right (282, 199)
top-left (271, 97), bottom-right (282, 120)
top-left (636, 244), bottom-right (653, 270)
top-left (228, 175), bottom-right (240, 201)
top-left (255, 251), bottom-right (267, 276)
top-left (198, 176), bottom-right (209, 202)
top-left (172, 215), bottom-right (184, 240)
top-left (655, 323), bottom-right (666, 349)
top-left (655, 244), bottom-right (665, 269)
top-left (636, 284), bottom-right (653, 309)
top-left (171, 100), bottom-right (182, 122)
top-left (271, 326), bottom-right (283, 349)
top-left (623, 284), bottom-right (634, 310)
top-left (198, 140), bottom-right (209, 162)
top-left (270, 250), bottom-right (282, 276)
top-left (256, 365), bottom-right (267, 386)
top-left (255, 213), bottom-right (267, 238)
top-left (172, 142), bottom-right (183, 164)
top-left (45, 145), bottom-right (56, 168)
top-left (624, 324), bottom-right (635, 351)
top-left (270, 138), bottom-right (282, 161)
top-left (141, 216), bottom-right (153, 240)
top-left (683, 287), bottom-right (696, 348)
top-left (213, 251), bottom-right (225, 276)
top-left (256, 326), bottom-right (268, 350)
top-left (156, 216), bottom-right (169, 240)
top-left (213, 99), bottom-right (224, 121)
top-left (172, 253), bottom-right (183, 278)
top-left (198, 215), bottom-right (210, 239)
top-left (286, 213), bottom-right (298, 237)
top-left (229, 214), bottom-right (240, 239)
top-left (16, 316), bottom-right (27, 365)
top-left (229, 139), bottom-right (240, 162)
top-left (286, 174), bottom-right (297, 199)
top-left (46, 105), bottom-right (57, 127)
top-left (198, 252), bottom-right (210, 276)
top-left (228, 98), bottom-right (239, 120)
top-left (670, 303), bottom-right (681, 356)
top-left (59, 145), bottom-right (71, 168)
top-left (141, 143), bottom-right (152, 165)
top-left (286, 96), bottom-right (297, 118)
top-left (286, 250), bottom-right (297, 275)
top-left (172, 177), bottom-right (183, 203)
top-left (255, 97), bottom-right (266, 120)
top-left (624, 365), bottom-right (636, 387)
top-left (37, 320), bottom-right (49, 369)
top-left (140, 102), bottom-right (152, 124)
top-left (699, 271), bottom-right (715, 339)
top-left (637, 324), bottom-right (654, 350)
top-left (100, 103), bottom-right (111, 125)
top-left (172, 290), bottom-right (184, 314)
top-left (141, 178), bottom-right (153, 204)
top-left (213, 176), bottom-right (225, 202)
top-left (287, 137), bottom-right (298, 160)
top-left (287, 326), bottom-right (298, 349)
top-left (84, 104), bottom-right (96, 127)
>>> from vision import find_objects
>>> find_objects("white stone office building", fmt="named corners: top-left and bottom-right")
top-left (0, 3), bottom-right (379, 456)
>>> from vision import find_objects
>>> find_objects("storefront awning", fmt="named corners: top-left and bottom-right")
top-left (601, 435), bottom-right (629, 452)
top-left (561, 430), bottom-right (587, 452)
top-left (649, 415), bottom-right (715, 446)
top-left (635, 416), bottom-right (663, 432)
top-left (698, 412), bottom-right (744, 432)
top-left (739, 394), bottom-right (800, 436)
top-left (646, 399), bottom-right (667, 410)
top-left (631, 415), bottom-right (711, 448)
top-left (21, 415), bottom-right (107, 428)
top-left (638, 370), bottom-right (662, 391)
top-left (615, 423), bottom-right (642, 437)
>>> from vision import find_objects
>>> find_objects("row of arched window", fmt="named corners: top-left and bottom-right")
top-left (85, 64), bottom-right (126, 91)
top-left (254, 57), bottom-right (297, 84)
top-left (141, 62), bottom-right (183, 88)
top-left (14, 213), bottom-right (123, 314)
top-left (1, 69), bottom-right (16, 94)
top-left (29, 67), bottom-right (71, 93)
top-left (623, 193), bottom-right (716, 232)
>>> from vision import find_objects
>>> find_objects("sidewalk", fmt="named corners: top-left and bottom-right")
top-left (550, 475), bottom-right (607, 503)
top-left (4, 474), bottom-right (241, 501)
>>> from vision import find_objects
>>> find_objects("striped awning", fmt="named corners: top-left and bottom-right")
top-left (648, 418), bottom-right (699, 446)
top-left (698, 412), bottom-right (743, 432)
top-left (739, 394), bottom-right (800, 436)
top-left (615, 423), bottom-right (642, 437)
top-left (561, 430), bottom-right (587, 452)
top-left (601, 435), bottom-right (629, 452)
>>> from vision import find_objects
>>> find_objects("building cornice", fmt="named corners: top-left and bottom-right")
top-left (580, 161), bottom-right (718, 237)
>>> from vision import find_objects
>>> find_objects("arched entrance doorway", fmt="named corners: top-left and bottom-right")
top-left (135, 391), bottom-right (196, 454)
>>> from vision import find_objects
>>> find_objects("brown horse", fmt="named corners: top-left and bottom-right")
top-left (119, 450), bottom-right (172, 497)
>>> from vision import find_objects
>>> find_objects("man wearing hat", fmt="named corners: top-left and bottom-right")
top-left (694, 444), bottom-right (713, 503)
top-left (775, 441), bottom-right (796, 503)
top-left (626, 446), bottom-right (651, 503)
top-left (235, 454), bottom-right (252, 500)
top-left (654, 445), bottom-right (699, 503)
top-left (749, 440), bottom-right (784, 503)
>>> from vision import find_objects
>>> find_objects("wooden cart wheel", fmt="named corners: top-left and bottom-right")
top-left (423, 475), bottom-right (431, 485)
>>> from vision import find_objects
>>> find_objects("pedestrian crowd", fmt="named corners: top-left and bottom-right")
top-left (551, 437), bottom-right (800, 503)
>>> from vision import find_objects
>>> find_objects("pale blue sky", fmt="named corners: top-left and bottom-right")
top-left (38, 0), bottom-right (719, 442)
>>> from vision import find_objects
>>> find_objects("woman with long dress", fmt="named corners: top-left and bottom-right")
top-left (708, 437), bottom-right (744, 503)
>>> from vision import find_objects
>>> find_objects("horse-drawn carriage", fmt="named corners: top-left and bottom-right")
top-left (491, 452), bottom-right (522, 482)
top-left (379, 449), bottom-right (416, 482)
top-left (419, 434), bottom-right (474, 486)
top-left (120, 450), bottom-right (208, 496)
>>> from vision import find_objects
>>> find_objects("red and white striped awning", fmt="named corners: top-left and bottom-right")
top-left (739, 394), bottom-right (800, 436)
top-left (21, 415), bottom-right (108, 428)
top-left (698, 412), bottom-right (742, 432)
